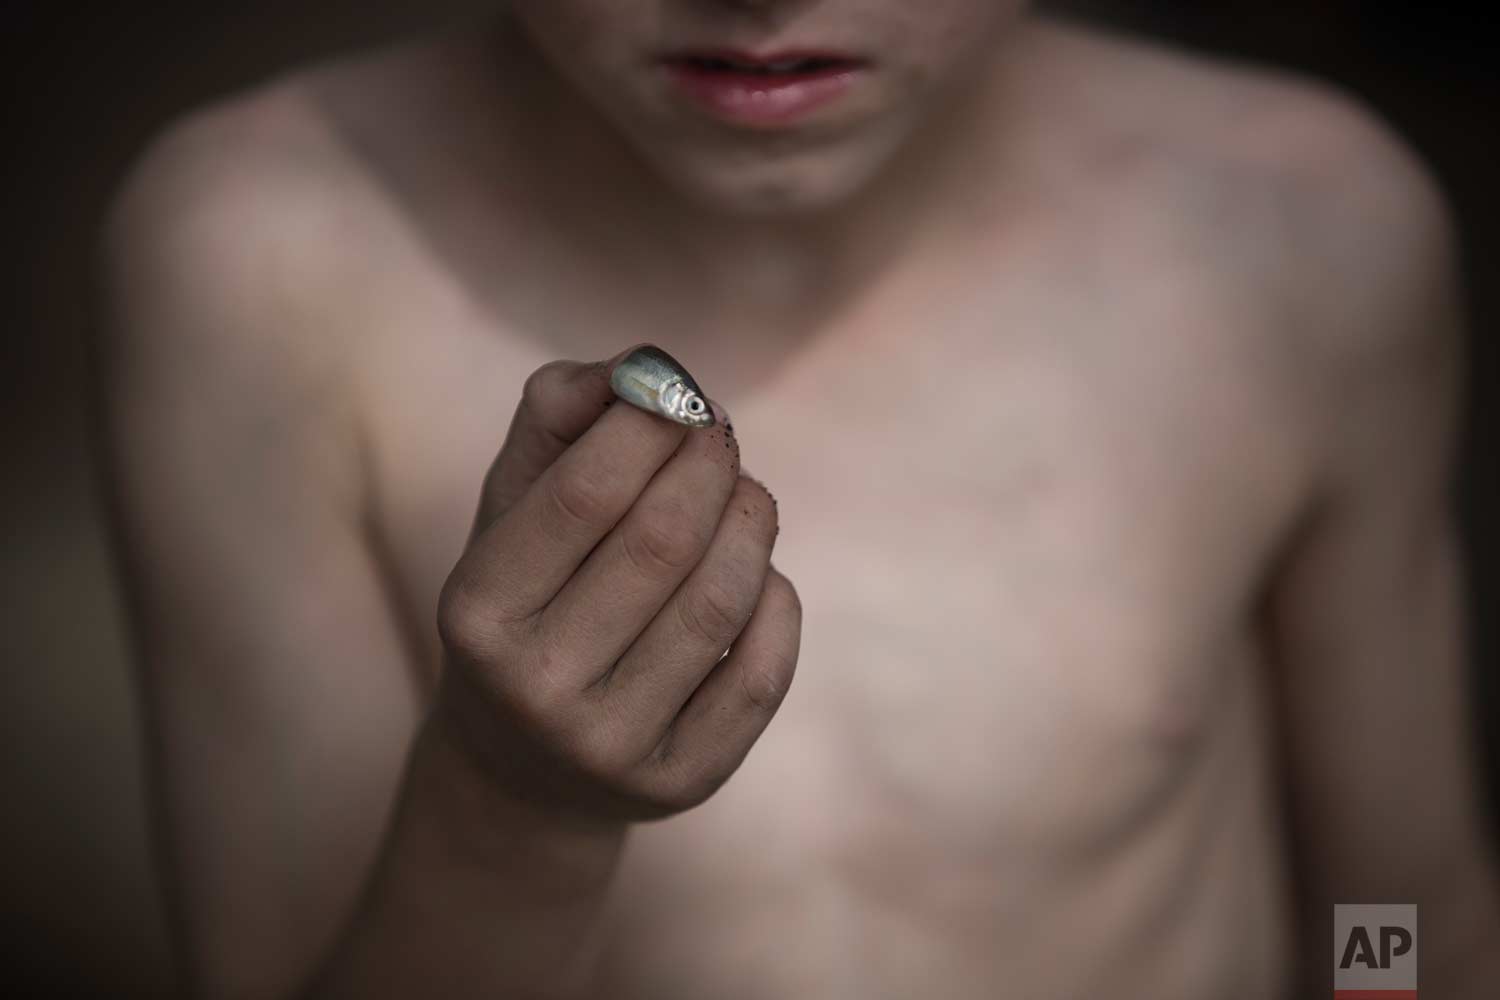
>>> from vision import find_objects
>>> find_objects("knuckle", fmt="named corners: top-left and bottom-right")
top-left (766, 568), bottom-right (803, 622)
top-left (520, 360), bottom-right (573, 414)
top-left (546, 465), bottom-right (616, 533)
top-left (567, 720), bottom-right (633, 786)
top-left (740, 571), bottom-right (801, 711)
top-left (436, 571), bottom-right (501, 664)
top-left (732, 476), bottom-right (779, 544)
top-left (514, 707), bottom-right (578, 758)
top-left (740, 648), bottom-right (796, 712)
top-left (635, 725), bottom-right (756, 814)
top-left (677, 578), bottom-right (745, 646)
top-left (632, 760), bottom-right (723, 815)
top-left (507, 649), bottom-right (582, 743)
top-left (622, 507), bottom-right (704, 577)
top-left (668, 747), bottom-right (741, 809)
top-left (516, 643), bottom-right (573, 716)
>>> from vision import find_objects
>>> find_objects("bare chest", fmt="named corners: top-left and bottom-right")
top-left (365, 242), bottom-right (1306, 814)
top-left (360, 252), bottom-right (1305, 996)
top-left (686, 310), bottom-right (1294, 829)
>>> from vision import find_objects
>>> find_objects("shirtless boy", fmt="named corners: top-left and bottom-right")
top-left (97, 2), bottom-right (1500, 997)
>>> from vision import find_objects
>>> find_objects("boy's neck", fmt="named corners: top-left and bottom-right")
top-left (491, 13), bottom-right (1024, 333)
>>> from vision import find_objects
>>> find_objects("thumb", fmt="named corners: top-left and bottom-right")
top-left (469, 342), bottom-right (648, 537)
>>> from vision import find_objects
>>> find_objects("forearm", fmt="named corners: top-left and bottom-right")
top-left (305, 706), bottom-right (627, 999)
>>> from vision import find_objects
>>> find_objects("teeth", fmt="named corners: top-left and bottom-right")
top-left (690, 56), bottom-right (827, 74)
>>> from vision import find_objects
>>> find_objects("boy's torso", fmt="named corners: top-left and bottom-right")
top-left (262, 17), bottom-right (1328, 997)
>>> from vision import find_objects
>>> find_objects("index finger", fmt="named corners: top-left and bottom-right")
top-left (453, 346), bottom-right (723, 629)
top-left (468, 342), bottom-right (649, 538)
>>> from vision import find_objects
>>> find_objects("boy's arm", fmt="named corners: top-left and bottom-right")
top-left (97, 111), bottom-right (625, 1000)
top-left (99, 98), bottom-right (797, 1000)
top-left (1262, 101), bottom-right (1500, 997)
top-left (97, 108), bottom-right (431, 999)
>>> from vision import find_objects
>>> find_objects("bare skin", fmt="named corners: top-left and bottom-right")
top-left (98, 9), bottom-right (1500, 1000)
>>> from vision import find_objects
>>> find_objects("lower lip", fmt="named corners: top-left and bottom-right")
top-left (663, 64), bottom-right (863, 127)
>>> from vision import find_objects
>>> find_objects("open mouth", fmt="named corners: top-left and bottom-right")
top-left (659, 49), bottom-right (869, 125)
top-left (671, 53), bottom-right (861, 77)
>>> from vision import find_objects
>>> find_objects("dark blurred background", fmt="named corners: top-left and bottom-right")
top-left (1, 2), bottom-right (1495, 993)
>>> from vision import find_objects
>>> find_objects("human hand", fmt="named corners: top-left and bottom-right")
top-left (434, 345), bottom-right (800, 824)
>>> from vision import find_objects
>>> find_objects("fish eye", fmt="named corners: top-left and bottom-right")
top-left (686, 397), bottom-right (705, 414)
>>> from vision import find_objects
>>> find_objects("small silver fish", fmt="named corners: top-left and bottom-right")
top-left (610, 346), bottom-right (716, 428)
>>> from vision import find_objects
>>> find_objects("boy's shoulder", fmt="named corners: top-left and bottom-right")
top-left (98, 40), bottom-right (460, 504)
top-left (107, 20), bottom-right (1458, 398)
top-left (1027, 17), bottom-right (1457, 360)
top-left (1025, 18), bottom-right (1462, 515)
top-left (101, 36), bottom-right (474, 412)
top-left (105, 39), bottom-right (436, 316)
top-left (1030, 17), bottom-right (1435, 188)
top-left (1031, 19), bottom-right (1449, 238)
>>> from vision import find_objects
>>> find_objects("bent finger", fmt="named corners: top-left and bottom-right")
top-left (600, 473), bottom-right (772, 744)
top-left (645, 565), bottom-right (802, 802)
top-left (470, 343), bottom-right (648, 536)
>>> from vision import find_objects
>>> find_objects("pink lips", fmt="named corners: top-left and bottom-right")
top-left (660, 49), bottom-right (867, 127)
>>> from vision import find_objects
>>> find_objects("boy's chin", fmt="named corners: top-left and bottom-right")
top-left (644, 143), bottom-right (895, 219)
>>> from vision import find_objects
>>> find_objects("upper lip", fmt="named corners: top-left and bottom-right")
top-left (661, 48), bottom-right (867, 70)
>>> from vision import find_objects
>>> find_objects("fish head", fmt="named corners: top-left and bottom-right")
top-left (659, 377), bottom-right (716, 428)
